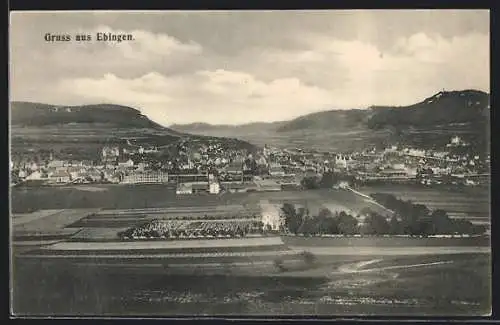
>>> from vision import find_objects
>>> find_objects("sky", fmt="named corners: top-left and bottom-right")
top-left (10, 10), bottom-right (489, 126)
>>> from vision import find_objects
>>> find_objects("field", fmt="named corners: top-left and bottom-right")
top-left (12, 248), bottom-right (491, 316)
top-left (10, 185), bottom-right (389, 218)
top-left (179, 126), bottom-right (393, 152)
top-left (358, 185), bottom-right (490, 223)
top-left (11, 183), bottom-right (489, 226)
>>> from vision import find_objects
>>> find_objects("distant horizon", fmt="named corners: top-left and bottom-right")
top-left (10, 10), bottom-right (489, 125)
top-left (10, 87), bottom-right (490, 127)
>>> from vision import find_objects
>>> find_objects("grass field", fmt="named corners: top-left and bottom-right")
top-left (12, 250), bottom-right (491, 316)
top-left (11, 185), bottom-right (388, 218)
top-left (358, 185), bottom-right (490, 222)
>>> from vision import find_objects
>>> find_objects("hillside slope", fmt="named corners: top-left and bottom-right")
top-left (170, 90), bottom-right (490, 152)
top-left (10, 102), bottom-right (171, 130)
top-left (10, 102), bottom-right (258, 159)
top-left (276, 109), bottom-right (369, 133)
top-left (367, 90), bottom-right (489, 129)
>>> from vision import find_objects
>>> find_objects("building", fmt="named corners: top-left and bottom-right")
top-left (50, 170), bottom-right (71, 183)
top-left (260, 200), bottom-right (283, 231)
top-left (117, 158), bottom-right (134, 168)
top-left (209, 181), bottom-right (220, 194)
top-left (334, 155), bottom-right (348, 169)
top-left (25, 171), bottom-right (43, 180)
top-left (269, 166), bottom-right (285, 177)
top-left (254, 179), bottom-right (281, 192)
top-left (175, 181), bottom-right (209, 194)
top-left (48, 160), bottom-right (65, 168)
top-left (121, 171), bottom-right (169, 184)
top-left (102, 146), bottom-right (120, 158)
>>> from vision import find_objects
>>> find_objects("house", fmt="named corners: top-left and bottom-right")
top-left (25, 170), bottom-right (43, 180)
top-left (118, 158), bottom-right (134, 168)
top-left (102, 146), bottom-right (120, 158)
top-left (121, 171), bottom-right (169, 184)
top-left (48, 160), bottom-right (65, 168)
top-left (269, 166), bottom-right (285, 177)
top-left (50, 170), bottom-right (71, 183)
top-left (209, 181), bottom-right (220, 194)
top-left (260, 200), bottom-right (283, 231)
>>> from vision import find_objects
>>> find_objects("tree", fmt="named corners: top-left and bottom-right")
top-left (281, 203), bottom-right (302, 234)
top-left (319, 172), bottom-right (339, 188)
top-left (335, 211), bottom-right (359, 235)
top-left (301, 177), bottom-right (319, 189)
top-left (388, 216), bottom-right (402, 235)
top-left (430, 209), bottom-right (454, 234)
top-left (364, 212), bottom-right (391, 235)
top-left (318, 208), bottom-right (333, 219)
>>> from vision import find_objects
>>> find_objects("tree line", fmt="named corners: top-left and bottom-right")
top-left (300, 171), bottom-right (356, 190)
top-left (368, 193), bottom-right (486, 236)
top-left (280, 193), bottom-right (487, 236)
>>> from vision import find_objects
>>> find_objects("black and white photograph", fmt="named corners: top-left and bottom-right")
top-left (9, 10), bottom-right (491, 317)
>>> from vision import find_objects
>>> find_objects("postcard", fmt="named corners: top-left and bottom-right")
top-left (10, 10), bottom-right (491, 317)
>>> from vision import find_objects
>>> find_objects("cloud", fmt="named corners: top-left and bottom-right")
top-left (10, 25), bottom-right (204, 84)
top-left (262, 31), bottom-right (490, 106)
top-left (10, 14), bottom-right (489, 125)
top-left (89, 25), bottom-right (202, 61)
top-left (59, 69), bottom-right (335, 126)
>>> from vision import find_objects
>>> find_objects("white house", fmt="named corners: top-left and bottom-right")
top-left (26, 170), bottom-right (43, 180)
top-left (48, 160), bottom-right (65, 168)
top-left (209, 181), bottom-right (220, 194)
top-left (260, 200), bottom-right (283, 231)
top-left (118, 159), bottom-right (134, 168)
top-left (18, 170), bottom-right (27, 178)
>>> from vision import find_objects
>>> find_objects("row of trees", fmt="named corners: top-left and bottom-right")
top-left (369, 193), bottom-right (487, 236)
top-left (281, 203), bottom-right (359, 235)
top-left (280, 198), bottom-right (487, 236)
top-left (300, 172), bottom-right (356, 190)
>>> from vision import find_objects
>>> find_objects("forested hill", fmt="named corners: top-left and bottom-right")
top-left (366, 90), bottom-right (490, 129)
top-left (10, 102), bottom-right (172, 131)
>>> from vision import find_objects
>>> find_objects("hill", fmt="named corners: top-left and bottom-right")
top-left (276, 109), bottom-right (369, 133)
top-left (11, 102), bottom-right (170, 130)
top-left (170, 90), bottom-right (490, 152)
top-left (366, 90), bottom-right (490, 129)
top-left (10, 102), bottom-right (258, 160)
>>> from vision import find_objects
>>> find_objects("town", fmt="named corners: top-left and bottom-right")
top-left (10, 134), bottom-right (490, 192)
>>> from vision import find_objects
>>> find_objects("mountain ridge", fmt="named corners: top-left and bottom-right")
top-left (170, 89), bottom-right (489, 133)
top-left (10, 101), bottom-right (176, 132)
